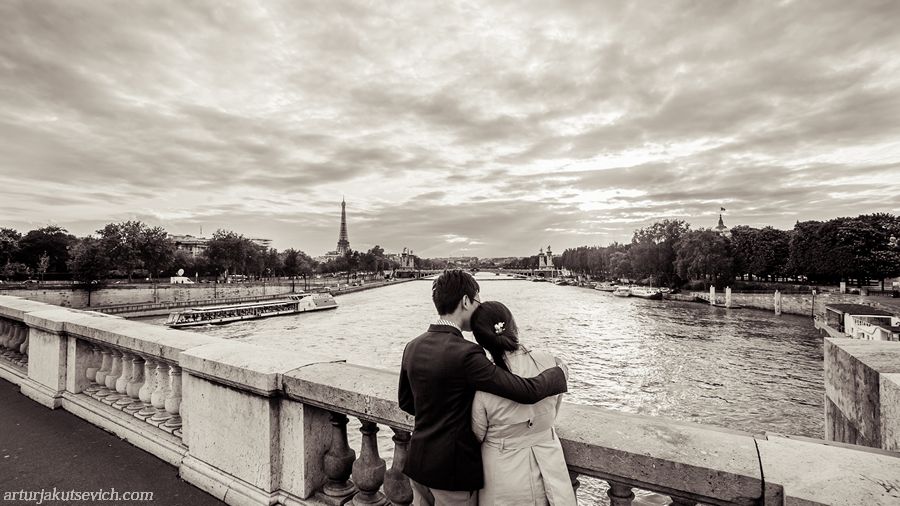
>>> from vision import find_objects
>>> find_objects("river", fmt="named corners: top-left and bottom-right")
top-left (141, 274), bottom-right (824, 438)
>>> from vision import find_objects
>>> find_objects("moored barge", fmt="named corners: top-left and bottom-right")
top-left (165, 292), bottom-right (338, 328)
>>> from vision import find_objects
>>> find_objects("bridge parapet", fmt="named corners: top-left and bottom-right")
top-left (1, 295), bottom-right (899, 505)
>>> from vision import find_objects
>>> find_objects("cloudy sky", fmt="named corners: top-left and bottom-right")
top-left (1, 1), bottom-right (899, 257)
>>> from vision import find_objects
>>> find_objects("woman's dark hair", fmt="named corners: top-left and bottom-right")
top-left (471, 301), bottom-right (519, 372)
top-left (432, 270), bottom-right (480, 315)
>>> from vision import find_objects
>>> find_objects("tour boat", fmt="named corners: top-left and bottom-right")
top-left (595, 282), bottom-right (618, 292)
top-left (165, 292), bottom-right (338, 328)
top-left (630, 286), bottom-right (663, 300)
top-left (612, 286), bottom-right (632, 297)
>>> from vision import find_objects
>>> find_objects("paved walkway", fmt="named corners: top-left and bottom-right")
top-left (0, 379), bottom-right (223, 506)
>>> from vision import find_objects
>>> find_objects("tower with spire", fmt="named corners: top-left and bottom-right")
top-left (715, 208), bottom-right (731, 238)
top-left (336, 197), bottom-right (350, 255)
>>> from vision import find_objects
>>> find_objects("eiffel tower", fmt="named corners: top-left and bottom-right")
top-left (336, 197), bottom-right (350, 254)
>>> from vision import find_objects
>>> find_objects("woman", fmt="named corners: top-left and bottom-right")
top-left (470, 301), bottom-right (576, 506)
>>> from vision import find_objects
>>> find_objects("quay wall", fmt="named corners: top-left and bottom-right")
top-left (0, 283), bottom-right (294, 309)
top-left (1, 295), bottom-right (899, 505)
top-left (690, 291), bottom-right (896, 318)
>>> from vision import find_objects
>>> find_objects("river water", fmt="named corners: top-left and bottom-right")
top-left (142, 274), bottom-right (824, 437)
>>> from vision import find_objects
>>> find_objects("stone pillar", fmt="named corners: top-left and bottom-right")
top-left (607, 481), bottom-right (634, 506)
top-left (775, 290), bottom-right (783, 315)
top-left (123, 355), bottom-right (145, 413)
top-left (318, 412), bottom-right (358, 505)
top-left (94, 348), bottom-right (113, 398)
top-left (136, 358), bottom-right (159, 420)
top-left (149, 362), bottom-right (173, 425)
top-left (110, 352), bottom-right (135, 406)
top-left (709, 285), bottom-right (716, 305)
top-left (20, 316), bottom-right (68, 409)
top-left (83, 345), bottom-right (102, 395)
top-left (351, 420), bottom-right (387, 506)
top-left (569, 471), bottom-right (580, 493)
top-left (383, 429), bottom-right (412, 506)
top-left (162, 366), bottom-right (183, 433)
top-left (725, 286), bottom-right (733, 308)
top-left (114, 353), bottom-right (139, 408)
top-left (101, 350), bottom-right (123, 402)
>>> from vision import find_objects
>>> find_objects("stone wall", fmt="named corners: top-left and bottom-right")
top-left (698, 291), bottom-right (892, 317)
top-left (824, 337), bottom-right (900, 451)
top-left (0, 283), bottom-right (294, 309)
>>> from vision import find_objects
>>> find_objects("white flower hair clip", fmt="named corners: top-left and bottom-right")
top-left (494, 322), bottom-right (506, 334)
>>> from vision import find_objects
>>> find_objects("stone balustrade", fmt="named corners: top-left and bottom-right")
top-left (1, 294), bottom-right (899, 505)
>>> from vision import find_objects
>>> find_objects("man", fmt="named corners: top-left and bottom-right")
top-left (399, 270), bottom-right (568, 505)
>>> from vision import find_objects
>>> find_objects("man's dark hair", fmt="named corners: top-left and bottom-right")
top-left (432, 270), bottom-right (480, 315)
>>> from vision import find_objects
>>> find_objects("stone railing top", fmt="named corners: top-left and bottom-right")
top-left (758, 433), bottom-right (900, 504)
top-left (283, 361), bottom-right (414, 431)
top-left (825, 338), bottom-right (900, 374)
top-left (0, 295), bottom-right (60, 321)
top-left (557, 403), bottom-right (761, 504)
top-left (13, 303), bottom-right (220, 363)
top-left (180, 341), bottom-right (341, 396)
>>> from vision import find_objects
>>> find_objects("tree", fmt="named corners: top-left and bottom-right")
top-left (68, 238), bottom-right (111, 306)
top-left (0, 228), bottom-right (21, 267)
top-left (97, 221), bottom-right (148, 282)
top-left (16, 226), bottom-right (76, 275)
top-left (140, 226), bottom-right (175, 281)
top-left (674, 229), bottom-right (734, 288)
top-left (629, 220), bottom-right (690, 286)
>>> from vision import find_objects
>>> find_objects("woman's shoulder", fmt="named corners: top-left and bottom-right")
top-left (518, 347), bottom-right (558, 372)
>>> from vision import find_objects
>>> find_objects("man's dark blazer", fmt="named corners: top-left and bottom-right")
top-left (398, 324), bottom-right (568, 491)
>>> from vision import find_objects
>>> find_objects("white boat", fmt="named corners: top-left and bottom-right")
top-left (630, 286), bottom-right (662, 300)
top-left (595, 282), bottom-right (618, 292)
top-left (612, 286), bottom-right (632, 297)
top-left (165, 292), bottom-right (338, 328)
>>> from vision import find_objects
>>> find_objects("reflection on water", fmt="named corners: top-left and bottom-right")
top-left (139, 277), bottom-right (824, 504)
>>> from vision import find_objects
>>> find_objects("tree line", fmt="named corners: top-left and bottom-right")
top-left (557, 213), bottom-right (900, 289)
top-left (0, 221), bottom-right (403, 286)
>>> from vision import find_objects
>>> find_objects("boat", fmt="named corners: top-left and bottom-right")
top-left (630, 286), bottom-right (663, 300)
top-left (165, 292), bottom-right (338, 328)
top-left (532, 277), bottom-right (549, 282)
top-left (595, 282), bottom-right (618, 292)
top-left (612, 286), bottom-right (631, 297)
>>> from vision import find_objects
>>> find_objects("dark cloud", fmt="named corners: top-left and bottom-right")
top-left (1, 0), bottom-right (899, 255)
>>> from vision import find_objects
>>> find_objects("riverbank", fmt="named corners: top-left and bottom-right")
top-left (0, 279), bottom-right (413, 317)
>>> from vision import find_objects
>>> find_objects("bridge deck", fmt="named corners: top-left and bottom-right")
top-left (0, 379), bottom-right (222, 506)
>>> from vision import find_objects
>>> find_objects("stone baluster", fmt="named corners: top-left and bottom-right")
top-left (136, 358), bottom-right (159, 420)
top-left (114, 353), bottom-right (139, 408)
top-left (18, 333), bottom-right (28, 365)
top-left (122, 355), bottom-right (145, 413)
top-left (162, 365), bottom-right (183, 433)
top-left (607, 481), bottom-right (634, 506)
top-left (110, 352), bottom-right (134, 406)
top-left (149, 362), bottom-right (173, 426)
top-left (316, 412), bottom-right (357, 505)
top-left (83, 345), bottom-right (103, 395)
top-left (351, 420), bottom-right (387, 506)
top-left (4, 324), bottom-right (24, 358)
top-left (93, 348), bottom-right (113, 398)
top-left (383, 428), bottom-right (413, 506)
top-left (568, 470), bottom-right (581, 494)
top-left (668, 497), bottom-right (697, 506)
top-left (0, 320), bottom-right (10, 352)
top-left (101, 350), bottom-right (124, 402)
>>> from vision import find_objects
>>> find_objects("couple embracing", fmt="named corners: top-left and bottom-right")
top-left (399, 270), bottom-right (577, 505)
